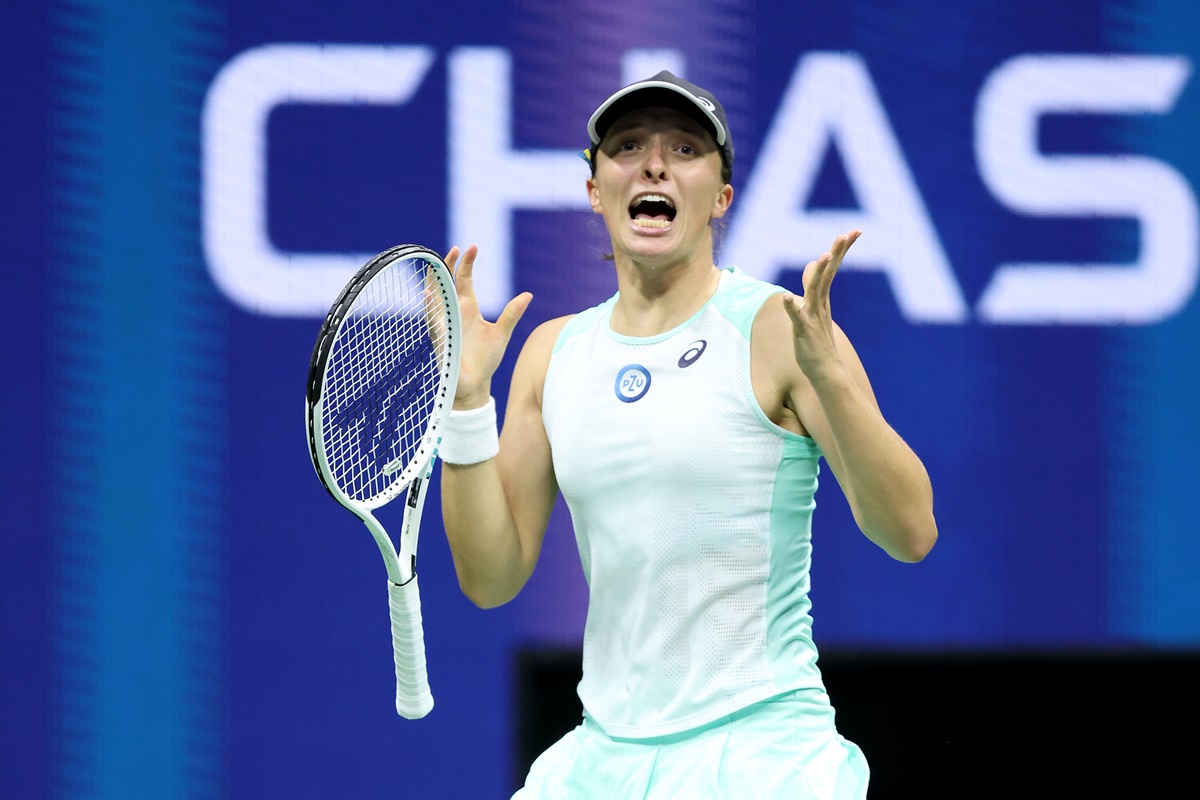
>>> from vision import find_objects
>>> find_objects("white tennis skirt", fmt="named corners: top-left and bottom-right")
top-left (512, 689), bottom-right (868, 800)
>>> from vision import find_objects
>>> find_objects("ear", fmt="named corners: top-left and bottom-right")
top-left (587, 177), bottom-right (604, 214)
top-left (711, 183), bottom-right (734, 219)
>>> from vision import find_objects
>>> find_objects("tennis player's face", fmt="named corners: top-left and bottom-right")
top-left (588, 107), bottom-right (732, 268)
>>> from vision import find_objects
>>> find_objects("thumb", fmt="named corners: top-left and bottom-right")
top-left (494, 292), bottom-right (533, 339)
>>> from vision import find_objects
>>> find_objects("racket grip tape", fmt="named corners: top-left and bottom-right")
top-left (387, 577), bottom-right (434, 719)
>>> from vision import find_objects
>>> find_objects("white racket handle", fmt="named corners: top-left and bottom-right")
top-left (387, 577), bottom-right (434, 719)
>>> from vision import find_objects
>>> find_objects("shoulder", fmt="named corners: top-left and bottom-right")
top-left (711, 267), bottom-right (787, 338)
top-left (750, 292), bottom-right (802, 388)
top-left (523, 314), bottom-right (576, 358)
top-left (516, 314), bottom-right (575, 370)
top-left (740, 272), bottom-right (792, 362)
top-left (510, 314), bottom-right (576, 405)
top-left (513, 286), bottom-right (616, 387)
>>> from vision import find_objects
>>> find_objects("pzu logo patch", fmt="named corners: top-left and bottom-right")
top-left (678, 339), bottom-right (707, 368)
top-left (614, 364), bottom-right (651, 403)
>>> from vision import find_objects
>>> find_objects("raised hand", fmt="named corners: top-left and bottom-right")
top-left (781, 230), bottom-right (861, 381)
top-left (446, 245), bottom-right (533, 410)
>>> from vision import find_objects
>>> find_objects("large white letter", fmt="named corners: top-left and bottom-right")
top-left (975, 54), bottom-right (1196, 324)
top-left (449, 48), bottom-right (591, 316)
top-left (723, 53), bottom-right (968, 323)
top-left (203, 44), bottom-right (434, 316)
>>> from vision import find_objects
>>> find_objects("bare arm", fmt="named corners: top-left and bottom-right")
top-left (756, 231), bottom-right (937, 562)
top-left (439, 246), bottom-right (563, 607)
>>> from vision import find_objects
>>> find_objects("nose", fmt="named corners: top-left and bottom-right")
top-left (642, 138), bottom-right (667, 180)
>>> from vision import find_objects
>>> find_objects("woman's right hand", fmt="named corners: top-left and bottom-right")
top-left (446, 245), bottom-right (533, 410)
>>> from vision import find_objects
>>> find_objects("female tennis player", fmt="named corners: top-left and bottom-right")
top-left (438, 71), bottom-right (937, 799)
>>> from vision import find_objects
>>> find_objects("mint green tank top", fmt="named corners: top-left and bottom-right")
top-left (542, 268), bottom-right (829, 738)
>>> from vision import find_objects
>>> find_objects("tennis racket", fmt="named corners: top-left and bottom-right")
top-left (305, 243), bottom-right (461, 719)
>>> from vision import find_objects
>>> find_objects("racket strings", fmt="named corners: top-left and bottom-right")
top-left (321, 257), bottom-right (453, 503)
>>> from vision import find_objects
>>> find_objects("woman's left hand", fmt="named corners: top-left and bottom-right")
top-left (782, 229), bottom-right (861, 382)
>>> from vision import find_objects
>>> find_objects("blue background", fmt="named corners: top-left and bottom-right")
top-left (3, 0), bottom-right (1199, 796)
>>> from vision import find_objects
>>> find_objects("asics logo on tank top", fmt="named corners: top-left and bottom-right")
top-left (678, 339), bottom-right (707, 368)
top-left (614, 364), bottom-right (651, 403)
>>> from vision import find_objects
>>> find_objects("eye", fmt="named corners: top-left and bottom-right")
top-left (678, 144), bottom-right (696, 156)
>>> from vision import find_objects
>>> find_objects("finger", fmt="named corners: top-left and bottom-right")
top-left (816, 232), bottom-right (855, 299)
top-left (828, 229), bottom-right (861, 269)
top-left (456, 245), bottom-right (477, 281)
top-left (804, 253), bottom-right (834, 301)
top-left (494, 291), bottom-right (533, 339)
top-left (781, 291), bottom-right (804, 326)
top-left (422, 266), bottom-right (440, 315)
top-left (801, 259), bottom-right (819, 294)
top-left (819, 249), bottom-right (839, 297)
top-left (447, 244), bottom-right (475, 280)
top-left (422, 283), bottom-right (448, 341)
top-left (452, 245), bottom-right (479, 301)
top-left (832, 229), bottom-right (856, 253)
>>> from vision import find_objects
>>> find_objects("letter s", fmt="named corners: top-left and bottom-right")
top-left (975, 54), bottom-right (1196, 324)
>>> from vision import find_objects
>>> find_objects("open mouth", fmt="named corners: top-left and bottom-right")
top-left (629, 194), bottom-right (676, 229)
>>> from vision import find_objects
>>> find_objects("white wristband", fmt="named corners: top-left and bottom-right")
top-left (438, 397), bottom-right (500, 465)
